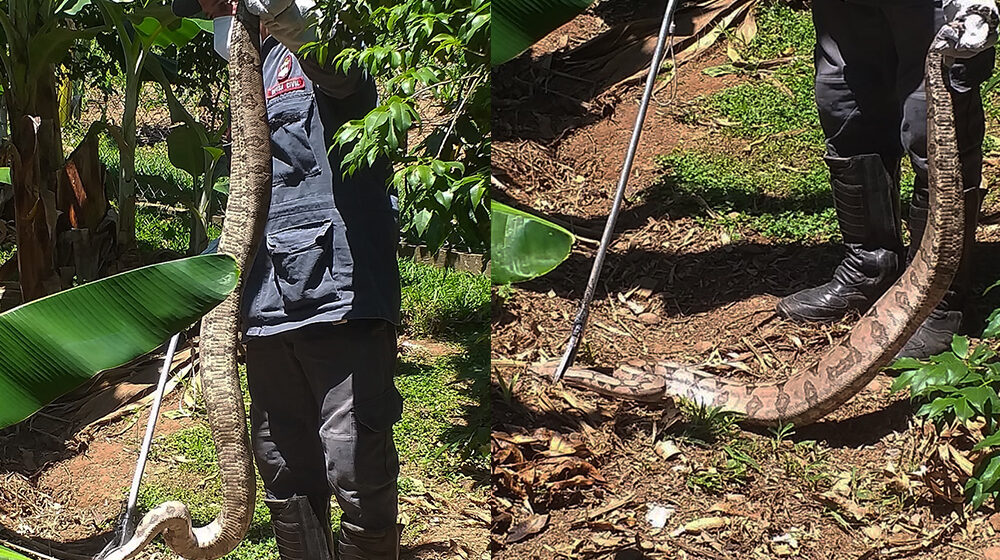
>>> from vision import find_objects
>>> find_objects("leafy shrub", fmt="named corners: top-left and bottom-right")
top-left (889, 291), bottom-right (1000, 509)
top-left (307, 0), bottom-right (490, 252)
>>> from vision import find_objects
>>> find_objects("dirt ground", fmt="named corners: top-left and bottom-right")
top-left (491, 2), bottom-right (1000, 559)
top-left (0, 337), bottom-right (487, 560)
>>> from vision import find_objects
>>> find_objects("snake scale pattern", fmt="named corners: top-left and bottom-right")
top-left (103, 3), bottom-right (272, 559)
top-left (534, 41), bottom-right (965, 427)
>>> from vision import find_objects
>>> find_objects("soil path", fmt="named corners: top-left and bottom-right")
top-left (492, 2), bottom-right (1000, 559)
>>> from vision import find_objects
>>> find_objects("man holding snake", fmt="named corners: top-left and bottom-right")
top-left (172, 1), bottom-right (402, 559)
top-left (776, 0), bottom-right (999, 359)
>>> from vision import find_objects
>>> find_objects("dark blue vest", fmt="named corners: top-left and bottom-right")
top-left (241, 38), bottom-right (401, 337)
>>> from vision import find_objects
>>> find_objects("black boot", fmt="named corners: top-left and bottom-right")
top-left (897, 188), bottom-right (983, 359)
top-left (336, 520), bottom-right (400, 560)
top-left (266, 496), bottom-right (335, 560)
top-left (777, 154), bottom-right (904, 323)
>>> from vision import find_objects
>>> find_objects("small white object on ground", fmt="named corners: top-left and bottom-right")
top-left (645, 504), bottom-right (676, 529)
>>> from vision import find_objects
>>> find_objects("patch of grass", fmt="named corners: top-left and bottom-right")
top-left (706, 67), bottom-right (818, 140)
top-left (151, 425), bottom-right (218, 473)
top-left (400, 259), bottom-right (490, 339)
top-left (742, 1), bottom-right (815, 61)
top-left (135, 476), bottom-right (279, 560)
top-left (654, 150), bottom-right (839, 242)
top-left (395, 336), bottom-right (490, 480)
top-left (137, 402), bottom-right (279, 560)
top-left (685, 438), bottom-right (761, 493)
top-left (781, 439), bottom-right (833, 490)
top-left (128, 261), bottom-right (488, 558)
top-left (135, 207), bottom-right (222, 255)
top-left (677, 399), bottom-right (741, 443)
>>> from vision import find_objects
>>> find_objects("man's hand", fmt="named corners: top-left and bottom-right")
top-left (197, 0), bottom-right (237, 18)
top-left (245, 0), bottom-right (318, 51)
top-left (934, 0), bottom-right (1000, 57)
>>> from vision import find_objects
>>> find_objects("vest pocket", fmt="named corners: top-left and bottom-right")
top-left (266, 220), bottom-right (340, 311)
top-left (269, 100), bottom-right (323, 187)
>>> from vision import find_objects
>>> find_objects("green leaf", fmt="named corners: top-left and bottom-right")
top-left (983, 308), bottom-right (1000, 339)
top-left (973, 431), bottom-right (1000, 451)
top-left (888, 356), bottom-right (924, 372)
top-left (979, 454), bottom-right (1000, 491)
top-left (968, 478), bottom-right (986, 510)
top-left (961, 386), bottom-right (992, 415)
top-left (56, 0), bottom-right (94, 16)
top-left (0, 254), bottom-right (238, 429)
top-left (168, 123), bottom-right (207, 178)
top-left (0, 545), bottom-right (32, 560)
top-left (889, 368), bottom-right (917, 394)
top-left (955, 398), bottom-right (974, 422)
top-left (203, 146), bottom-right (225, 162)
top-left (969, 343), bottom-right (996, 365)
top-left (0, 167), bottom-right (10, 185)
top-left (491, 201), bottom-right (575, 284)
top-left (933, 353), bottom-right (971, 385)
top-left (492, 0), bottom-right (595, 65)
top-left (985, 279), bottom-right (1000, 295)
top-left (213, 176), bottom-right (230, 195)
top-left (916, 397), bottom-right (956, 419)
top-left (135, 16), bottom-right (206, 48)
top-left (952, 335), bottom-right (970, 359)
top-left (27, 26), bottom-right (104, 78)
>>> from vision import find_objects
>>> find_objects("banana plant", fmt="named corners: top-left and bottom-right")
top-left (92, 0), bottom-right (212, 251)
top-left (156, 112), bottom-right (230, 255)
top-left (0, 252), bottom-right (237, 429)
top-left (0, 0), bottom-right (109, 300)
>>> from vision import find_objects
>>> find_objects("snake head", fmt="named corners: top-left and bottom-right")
top-left (934, 1), bottom-right (1000, 58)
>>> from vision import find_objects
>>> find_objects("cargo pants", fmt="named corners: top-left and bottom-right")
top-left (246, 319), bottom-right (403, 557)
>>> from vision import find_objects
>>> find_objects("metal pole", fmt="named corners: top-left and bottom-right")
top-left (118, 333), bottom-right (181, 545)
top-left (551, 0), bottom-right (681, 382)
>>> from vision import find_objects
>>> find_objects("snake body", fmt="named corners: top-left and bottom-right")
top-left (535, 45), bottom-right (965, 427)
top-left (103, 4), bottom-right (271, 559)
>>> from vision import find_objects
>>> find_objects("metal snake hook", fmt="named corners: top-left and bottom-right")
top-left (96, 333), bottom-right (182, 560)
top-left (552, 0), bottom-right (682, 383)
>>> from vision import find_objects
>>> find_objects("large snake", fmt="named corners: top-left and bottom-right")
top-left (533, 38), bottom-right (966, 427)
top-left (103, 3), bottom-right (271, 559)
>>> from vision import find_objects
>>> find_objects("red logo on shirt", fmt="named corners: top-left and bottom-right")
top-left (277, 55), bottom-right (293, 81)
top-left (267, 77), bottom-right (306, 99)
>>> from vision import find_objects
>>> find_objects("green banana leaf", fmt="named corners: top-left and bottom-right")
top-left (0, 545), bottom-right (32, 560)
top-left (492, 0), bottom-right (594, 65)
top-left (0, 254), bottom-right (238, 429)
top-left (492, 201), bottom-right (575, 284)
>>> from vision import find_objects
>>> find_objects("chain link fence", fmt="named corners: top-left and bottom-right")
top-left (70, 79), bottom-right (229, 257)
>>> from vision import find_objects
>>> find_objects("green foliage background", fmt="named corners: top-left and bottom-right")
top-left (307, 0), bottom-right (490, 253)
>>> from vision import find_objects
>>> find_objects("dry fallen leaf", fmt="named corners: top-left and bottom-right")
top-left (506, 514), bottom-right (549, 543)
top-left (682, 516), bottom-right (728, 533)
top-left (547, 433), bottom-right (576, 457)
top-left (862, 525), bottom-right (883, 541)
top-left (654, 440), bottom-right (682, 461)
top-left (816, 491), bottom-right (869, 521)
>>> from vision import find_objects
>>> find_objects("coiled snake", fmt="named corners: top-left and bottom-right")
top-left (533, 35), bottom-right (966, 427)
top-left (102, 3), bottom-right (271, 559)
